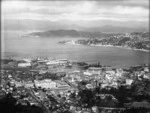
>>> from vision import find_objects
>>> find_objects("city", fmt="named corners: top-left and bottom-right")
top-left (0, 58), bottom-right (150, 113)
top-left (1, 0), bottom-right (149, 113)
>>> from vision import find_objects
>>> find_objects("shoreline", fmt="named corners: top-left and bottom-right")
top-left (93, 44), bottom-right (150, 52)
top-left (66, 41), bottom-right (150, 52)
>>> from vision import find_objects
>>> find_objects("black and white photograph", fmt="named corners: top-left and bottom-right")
top-left (1, 0), bottom-right (150, 113)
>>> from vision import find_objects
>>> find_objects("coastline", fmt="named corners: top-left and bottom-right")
top-left (66, 41), bottom-right (150, 52)
top-left (93, 44), bottom-right (150, 52)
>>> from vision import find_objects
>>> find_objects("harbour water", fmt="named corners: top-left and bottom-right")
top-left (1, 30), bottom-right (150, 68)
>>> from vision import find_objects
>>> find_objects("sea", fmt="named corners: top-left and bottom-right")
top-left (1, 30), bottom-right (150, 68)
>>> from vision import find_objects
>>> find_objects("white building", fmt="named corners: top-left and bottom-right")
top-left (46, 60), bottom-right (60, 65)
top-left (58, 59), bottom-right (68, 64)
top-left (144, 67), bottom-right (149, 72)
top-left (18, 62), bottom-right (31, 67)
top-left (34, 79), bottom-right (57, 89)
top-left (106, 70), bottom-right (116, 75)
top-left (86, 84), bottom-right (94, 89)
top-left (116, 68), bottom-right (123, 77)
top-left (87, 67), bottom-right (102, 75)
top-left (46, 59), bottom-right (68, 65)
top-left (83, 71), bottom-right (92, 76)
top-left (126, 79), bottom-right (133, 85)
top-left (55, 80), bottom-right (70, 88)
top-left (10, 79), bottom-right (15, 86)
top-left (15, 81), bottom-right (23, 87)
top-left (8, 74), bottom-right (12, 78)
top-left (24, 81), bottom-right (34, 88)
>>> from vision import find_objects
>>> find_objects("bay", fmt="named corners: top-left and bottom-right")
top-left (1, 30), bottom-right (149, 68)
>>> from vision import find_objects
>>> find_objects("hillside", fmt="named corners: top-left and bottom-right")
top-left (25, 29), bottom-right (120, 38)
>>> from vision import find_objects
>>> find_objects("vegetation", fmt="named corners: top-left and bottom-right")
top-left (73, 78), bottom-right (150, 108)
top-left (0, 93), bottom-right (43, 113)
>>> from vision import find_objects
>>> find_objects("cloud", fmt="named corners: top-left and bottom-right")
top-left (2, 1), bottom-right (148, 22)
top-left (1, 0), bottom-right (149, 30)
top-left (95, 0), bottom-right (149, 9)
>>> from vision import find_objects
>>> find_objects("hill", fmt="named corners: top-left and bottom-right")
top-left (25, 29), bottom-right (120, 38)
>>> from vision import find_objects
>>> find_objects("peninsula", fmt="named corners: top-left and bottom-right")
top-left (59, 32), bottom-right (150, 52)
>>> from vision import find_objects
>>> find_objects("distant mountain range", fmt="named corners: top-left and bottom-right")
top-left (26, 29), bottom-right (121, 38)
top-left (4, 19), bottom-right (148, 33)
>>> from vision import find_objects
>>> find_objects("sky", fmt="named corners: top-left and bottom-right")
top-left (1, 0), bottom-right (149, 32)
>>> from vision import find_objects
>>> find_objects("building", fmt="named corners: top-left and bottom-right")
top-left (34, 79), bottom-right (57, 89)
top-left (125, 79), bottom-right (133, 85)
top-left (24, 81), bottom-right (34, 88)
top-left (54, 80), bottom-right (70, 89)
top-left (58, 59), bottom-right (68, 65)
top-left (92, 106), bottom-right (99, 113)
top-left (87, 67), bottom-right (102, 75)
top-left (18, 61), bottom-right (31, 67)
top-left (46, 59), bottom-right (68, 66)
top-left (144, 67), bottom-right (149, 72)
top-left (86, 84), bottom-right (94, 89)
top-left (15, 81), bottom-right (23, 87)
top-left (83, 71), bottom-right (92, 76)
top-left (46, 60), bottom-right (60, 65)
top-left (116, 68), bottom-right (124, 77)
top-left (23, 58), bottom-right (32, 63)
